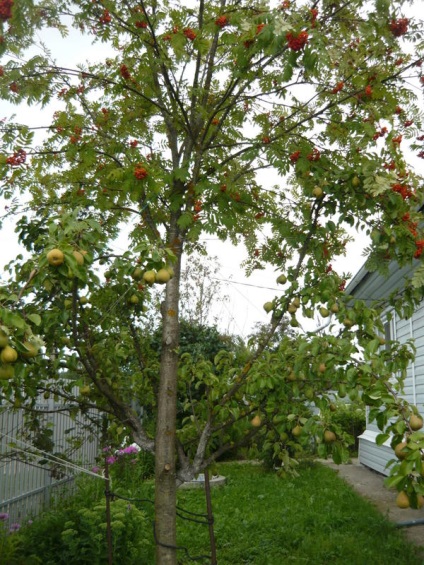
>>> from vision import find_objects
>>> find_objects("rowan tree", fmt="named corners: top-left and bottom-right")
top-left (1, 0), bottom-right (424, 562)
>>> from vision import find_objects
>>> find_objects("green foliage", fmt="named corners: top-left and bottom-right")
top-left (11, 477), bottom-right (153, 565)
top-left (327, 402), bottom-right (366, 454)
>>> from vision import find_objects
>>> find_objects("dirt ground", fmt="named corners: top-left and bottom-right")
top-left (319, 458), bottom-right (424, 555)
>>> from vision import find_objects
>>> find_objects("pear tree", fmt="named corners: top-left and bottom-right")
top-left (0, 0), bottom-right (424, 562)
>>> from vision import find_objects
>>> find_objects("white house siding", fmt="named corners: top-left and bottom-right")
top-left (358, 301), bottom-right (424, 475)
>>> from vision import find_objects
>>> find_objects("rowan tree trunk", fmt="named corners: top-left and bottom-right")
top-left (154, 230), bottom-right (182, 565)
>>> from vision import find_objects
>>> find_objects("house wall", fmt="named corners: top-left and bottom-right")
top-left (358, 302), bottom-right (424, 475)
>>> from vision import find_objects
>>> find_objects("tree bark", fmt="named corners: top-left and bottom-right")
top-left (154, 235), bottom-right (182, 565)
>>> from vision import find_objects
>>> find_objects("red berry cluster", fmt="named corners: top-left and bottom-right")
top-left (194, 200), bottom-right (202, 212)
top-left (9, 81), bottom-right (18, 93)
top-left (389, 18), bottom-right (409, 37)
top-left (215, 15), bottom-right (229, 28)
top-left (402, 212), bottom-right (418, 237)
top-left (289, 150), bottom-right (301, 163)
top-left (331, 81), bottom-right (344, 94)
top-left (372, 127), bottom-right (388, 141)
top-left (404, 120), bottom-right (413, 127)
top-left (6, 149), bottom-right (26, 166)
top-left (392, 134), bottom-right (402, 145)
top-left (135, 20), bottom-right (148, 28)
top-left (70, 125), bottom-right (82, 144)
top-left (0, 66), bottom-right (4, 77)
top-left (306, 148), bottom-right (320, 161)
top-left (183, 28), bottom-right (196, 41)
top-left (392, 182), bottom-right (413, 199)
top-left (130, 139), bottom-right (138, 147)
top-left (134, 165), bottom-right (148, 179)
top-left (262, 136), bottom-right (271, 144)
top-left (286, 30), bottom-right (308, 51)
top-left (120, 64), bottom-right (131, 80)
top-left (310, 8), bottom-right (318, 27)
top-left (415, 240), bottom-right (424, 258)
top-left (395, 106), bottom-right (403, 115)
top-left (383, 161), bottom-right (396, 170)
top-left (256, 23), bottom-right (265, 35)
top-left (364, 85), bottom-right (373, 96)
top-left (99, 9), bottom-right (111, 24)
top-left (0, 0), bottom-right (13, 21)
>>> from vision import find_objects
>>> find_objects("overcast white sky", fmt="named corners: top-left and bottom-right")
top-left (0, 4), bottom-right (423, 338)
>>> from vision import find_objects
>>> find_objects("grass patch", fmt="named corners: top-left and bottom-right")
top-left (174, 461), bottom-right (421, 564)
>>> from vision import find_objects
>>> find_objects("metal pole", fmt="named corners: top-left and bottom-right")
top-left (204, 469), bottom-right (217, 565)
top-left (104, 455), bottom-right (113, 565)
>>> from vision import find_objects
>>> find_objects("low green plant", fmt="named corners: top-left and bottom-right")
top-left (0, 513), bottom-right (23, 565)
top-left (10, 474), bottom-right (154, 564)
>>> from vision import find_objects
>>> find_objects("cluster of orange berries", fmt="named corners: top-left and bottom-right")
top-left (286, 30), bottom-right (308, 51)
top-left (0, 0), bottom-right (13, 21)
top-left (70, 126), bottom-right (82, 144)
top-left (134, 165), bottom-right (148, 180)
top-left (6, 149), bottom-right (26, 166)
top-left (331, 81), bottom-right (344, 94)
top-left (120, 64), bottom-right (131, 80)
top-left (289, 150), bottom-right (301, 163)
top-left (306, 147), bottom-right (321, 161)
top-left (389, 18), bottom-right (409, 37)
top-left (215, 15), bottom-right (229, 28)
top-left (99, 9), bottom-right (111, 24)
top-left (183, 28), bottom-right (196, 41)
top-left (401, 213), bottom-right (424, 258)
top-left (372, 127), bottom-right (388, 141)
top-left (392, 182), bottom-right (413, 200)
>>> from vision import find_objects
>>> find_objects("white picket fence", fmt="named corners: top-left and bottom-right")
top-left (0, 402), bottom-right (101, 525)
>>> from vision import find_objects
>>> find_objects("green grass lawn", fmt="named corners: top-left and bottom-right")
top-left (174, 461), bottom-right (421, 565)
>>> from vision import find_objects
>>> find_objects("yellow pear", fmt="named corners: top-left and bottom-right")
top-left (292, 424), bottom-right (303, 437)
top-left (409, 414), bottom-right (423, 431)
top-left (0, 364), bottom-right (14, 380)
top-left (394, 441), bottom-right (408, 460)
top-left (72, 250), bottom-right (84, 265)
top-left (263, 302), bottom-right (273, 313)
top-left (396, 491), bottom-right (410, 509)
top-left (143, 270), bottom-right (156, 285)
top-left (46, 248), bottom-right (64, 266)
top-left (251, 414), bottom-right (262, 427)
top-left (0, 330), bottom-right (9, 348)
top-left (0, 346), bottom-right (18, 364)
top-left (155, 268), bottom-right (171, 284)
top-left (21, 342), bottom-right (39, 358)
top-left (324, 430), bottom-right (337, 443)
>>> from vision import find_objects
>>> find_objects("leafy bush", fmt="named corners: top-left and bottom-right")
top-left (328, 402), bottom-right (366, 454)
top-left (11, 476), bottom-right (153, 564)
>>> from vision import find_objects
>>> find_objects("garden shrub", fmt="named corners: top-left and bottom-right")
top-left (10, 476), bottom-right (153, 564)
top-left (328, 402), bottom-right (366, 454)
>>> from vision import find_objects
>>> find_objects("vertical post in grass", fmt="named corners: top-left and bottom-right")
top-left (104, 454), bottom-right (113, 565)
top-left (204, 469), bottom-right (217, 565)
